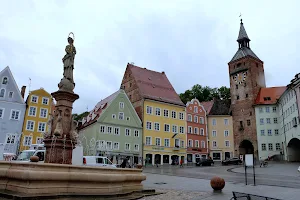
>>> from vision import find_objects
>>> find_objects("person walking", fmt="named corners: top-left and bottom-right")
top-left (180, 159), bottom-right (183, 168)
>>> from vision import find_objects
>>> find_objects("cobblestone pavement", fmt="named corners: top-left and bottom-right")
top-left (143, 162), bottom-right (300, 188)
top-left (140, 189), bottom-right (210, 200)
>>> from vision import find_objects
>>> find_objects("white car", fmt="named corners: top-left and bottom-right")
top-left (83, 156), bottom-right (117, 168)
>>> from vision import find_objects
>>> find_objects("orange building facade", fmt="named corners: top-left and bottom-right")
top-left (186, 98), bottom-right (209, 163)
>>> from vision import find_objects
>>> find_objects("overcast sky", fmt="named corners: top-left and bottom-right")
top-left (1, 0), bottom-right (299, 113)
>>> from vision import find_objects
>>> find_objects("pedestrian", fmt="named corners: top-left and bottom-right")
top-left (180, 159), bottom-right (183, 168)
top-left (156, 158), bottom-right (159, 167)
top-left (259, 157), bottom-right (263, 167)
top-left (120, 158), bottom-right (127, 168)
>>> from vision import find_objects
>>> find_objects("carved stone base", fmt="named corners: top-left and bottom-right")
top-left (44, 139), bottom-right (74, 164)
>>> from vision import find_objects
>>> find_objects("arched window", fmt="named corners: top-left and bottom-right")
top-left (0, 89), bottom-right (5, 97)
top-left (2, 77), bottom-right (8, 84)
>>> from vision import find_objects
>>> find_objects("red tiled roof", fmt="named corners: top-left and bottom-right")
top-left (200, 101), bottom-right (214, 114)
top-left (255, 87), bottom-right (286, 105)
top-left (79, 90), bottom-right (119, 129)
top-left (128, 64), bottom-right (184, 106)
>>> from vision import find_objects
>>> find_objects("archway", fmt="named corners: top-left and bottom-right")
top-left (145, 154), bottom-right (152, 165)
top-left (239, 140), bottom-right (254, 155)
top-left (287, 138), bottom-right (300, 162)
top-left (154, 154), bottom-right (161, 165)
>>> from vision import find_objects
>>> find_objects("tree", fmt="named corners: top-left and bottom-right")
top-left (179, 84), bottom-right (230, 104)
top-left (72, 111), bottom-right (89, 121)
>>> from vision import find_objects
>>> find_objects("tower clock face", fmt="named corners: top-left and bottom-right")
top-left (234, 72), bottom-right (247, 84)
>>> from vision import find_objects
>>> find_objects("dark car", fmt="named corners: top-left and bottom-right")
top-left (221, 157), bottom-right (242, 165)
top-left (196, 158), bottom-right (214, 166)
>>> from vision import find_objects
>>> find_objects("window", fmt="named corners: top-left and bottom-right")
top-left (212, 130), bottom-right (217, 137)
top-left (155, 138), bottom-right (161, 146)
top-left (267, 129), bottom-right (272, 136)
top-left (225, 141), bottom-right (230, 147)
top-left (2, 77), bottom-right (8, 84)
top-left (23, 136), bottom-right (32, 146)
top-left (118, 112), bottom-right (124, 120)
top-left (125, 143), bottom-right (130, 150)
top-left (194, 106), bottom-right (198, 113)
top-left (126, 117), bottom-right (130, 121)
top-left (259, 107), bottom-right (263, 113)
top-left (188, 139), bottom-right (193, 147)
top-left (212, 119), bottom-right (216, 126)
top-left (188, 126), bottom-right (192, 133)
top-left (212, 141), bottom-right (217, 148)
top-left (247, 120), bottom-right (251, 126)
top-left (10, 109), bottom-right (20, 120)
top-left (6, 134), bottom-right (16, 144)
top-left (164, 124), bottom-right (170, 132)
top-left (187, 114), bottom-right (192, 122)
top-left (262, 143), bottom-right (266, 151)
top-left (171, 111), bottom-right (176, 119)
top-left (8, 91), bottom-right (13, 98)
top-left (134, 130), bottom-right (139, 137)
top-left (194, 116), bottom-right (198, 123)
top-left (114, 127), bottom-right (120, 135)
top-left (28, 106), bottom-right (36, 116)
top-left (236, 85), bottom-right (238, 89)
top-left (163, 109), bottom-right (169, 117)
top-left (107, 126), bottom-right (112, 134)
top-left (146, 137), bottom-right (151, 145)
top-left (119, 102), bottom-right (124, 109)
top-left (179, 126), bottom-right (184, 133)
top-left (200, 117), bottom-right (204, 124)
top-left (237, 95), bottom-right (239, 100)
top-left (266, 107), bottom-right (270, 113)
top-left (179, 112), bottom-right (184, 120)
top-left (273, 107), bottom-right (277, 112)
top-left (0, 89), bottom-right (5, 97)
top-left (36, 137), bottom-right (43, 144)
top-left (100, 125), bottom-right (105, 133)
top-left (0, 108), bottom-right (3, 118)
top-left (125, 128), bottom-right (130, 136)
top-left (172, 125), bottom-right (178, 133)
top-left (106, 141), bottom-right (112, 150)
top-left (26, 120), bottom-right (35, 131)
top-left (245, 93), bottom-right (248, 98)
top-left (224, 130), bottom-right (229, 137)
top-left (195, 140), bottom-right (199, 148)
top-left (266, 118), bottom-right (271, 124)
top-left (268, 143), bottom-right (273, 151)
top-left (180, 140), bottom-right (185, 148)
top-left (273, 118), bottom-right (278, 124)
top-left (154, 122), bottom-right (160, 131)
top-left (112, 114), bottom-right (116, 119)
top-left (275, 143), bottom-right (281, 151)
top-left (194, 127), bottom-right (198, 134)
top-left (275, 129), bottom-right (279, 135)
top-left (260, 130), bottom-right (265, 136)
top-left (155, 108), bottom-right (161, 116)
top-left (164, 139), bottom-right (170, 147)
top-left (40, 108), bottom-right (48, 118)
top-left (201, 140), bottom-right (206, 148)
top-left (146, 106), bottom-right (152, 114)
top-left (114, 142), bottom-right (119, 150)
top-left (260, 118), bottom-right (264, 125)
top-left (200, 128), bottom-right (204, 136)
top-left (31, 95), bottom-right (38, 103)
top-left (175, 139), bottom-right (180, 147)
top-left (42, 97), bottom-right (49, 105)
top-left (146, 121), bottom-right (152, 130)
top-left (134, 144), bottom-right (139, 151)
top-left (38, 122), bottom-right (46, 132)
top-left (224, 119), bottom-right (229, 125)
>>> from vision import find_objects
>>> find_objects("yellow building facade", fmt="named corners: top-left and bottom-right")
top-left (143, 99), bottom-right (187, 165)
top-left (19, 88), bottom-right (52, 151)
top-left (207, 115), bottom-right (234, 161)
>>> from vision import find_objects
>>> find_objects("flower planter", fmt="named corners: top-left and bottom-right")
top-left (210, 176), bottom-right (225, 191)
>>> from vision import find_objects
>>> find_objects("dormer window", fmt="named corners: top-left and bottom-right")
top-left (2, 77), bottom-right (8, 84)
top-left (0, 89), bottom-right (5, 97)
top-left (263, 97), bottom-right (271, 101)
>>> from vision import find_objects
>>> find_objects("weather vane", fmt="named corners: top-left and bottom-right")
top-left (239, 13), bottom-right (242, 22)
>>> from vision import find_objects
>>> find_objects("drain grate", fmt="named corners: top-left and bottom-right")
top-left (154, 182), bottom-right (167, 185)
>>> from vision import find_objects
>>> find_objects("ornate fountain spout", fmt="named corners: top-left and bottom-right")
top-left (43, 32), bottom-right (79, 164)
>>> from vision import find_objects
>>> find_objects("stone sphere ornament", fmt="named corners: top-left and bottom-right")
top-left (210, 176), bottom-right (225, 191)
top-left (30, 156), bottom-right (39, 162)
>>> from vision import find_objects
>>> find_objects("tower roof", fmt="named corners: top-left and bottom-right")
top-left (237, 19), bottom-right (250, 41)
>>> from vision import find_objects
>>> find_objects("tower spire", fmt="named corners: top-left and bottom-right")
top-left (237, 19), bottom-right (250, 48)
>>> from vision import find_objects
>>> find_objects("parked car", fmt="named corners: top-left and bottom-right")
top-left (196, 158), bottom-right (214, 166)
top-left (221, 157), bottom-right (242, 165)
top-left (83, 156), bottom-right (117, 168)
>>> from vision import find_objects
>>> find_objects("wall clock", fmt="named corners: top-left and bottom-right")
top-left (234, 72), bottom-right (247, 84)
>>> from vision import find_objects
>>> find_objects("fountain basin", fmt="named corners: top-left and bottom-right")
top-left (0, 161), bottom-right (146, 197)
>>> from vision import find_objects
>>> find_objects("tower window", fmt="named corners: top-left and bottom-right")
top-left (247, 120), bottom-right (251, 126)
top-left (236, 85), bottom-right (238, 89)
top-left (256, 63), bottom-right (258, 68)
top-left (250, 111), bottom-right (252, 116)
top-left (246, 94), bottom-right (248, 98)
top-left (237, 95), bottom-right (240, 100)
top-left (244, 83), bottom-right (247, 87)
top-left (237, 63), bottom-right (241, 68)
top-left (239, 121), bottom-right (243, 127)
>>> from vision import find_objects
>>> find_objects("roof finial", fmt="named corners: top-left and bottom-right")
top-left (239, 13), bottom-right (243, 23)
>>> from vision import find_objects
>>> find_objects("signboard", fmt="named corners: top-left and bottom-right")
top-left (152, 147), bottom-right (164, 150)
top-left (245, 154), bottom-right (254, 167)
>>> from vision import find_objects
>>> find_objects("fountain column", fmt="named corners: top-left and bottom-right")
top-left (44, 33), bottom-right (79, 164)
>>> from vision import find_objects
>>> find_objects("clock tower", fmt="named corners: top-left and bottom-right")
top-left (228, 19), bottom-right (266, 159)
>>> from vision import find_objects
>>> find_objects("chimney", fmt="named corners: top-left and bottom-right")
top-left (162, 71), bottom-right (165, 74)
top-left (21, 86), bottom-right (26, 99)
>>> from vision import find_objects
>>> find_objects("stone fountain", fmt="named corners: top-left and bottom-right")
top-left (0, 33), bottom-right (147, 199)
